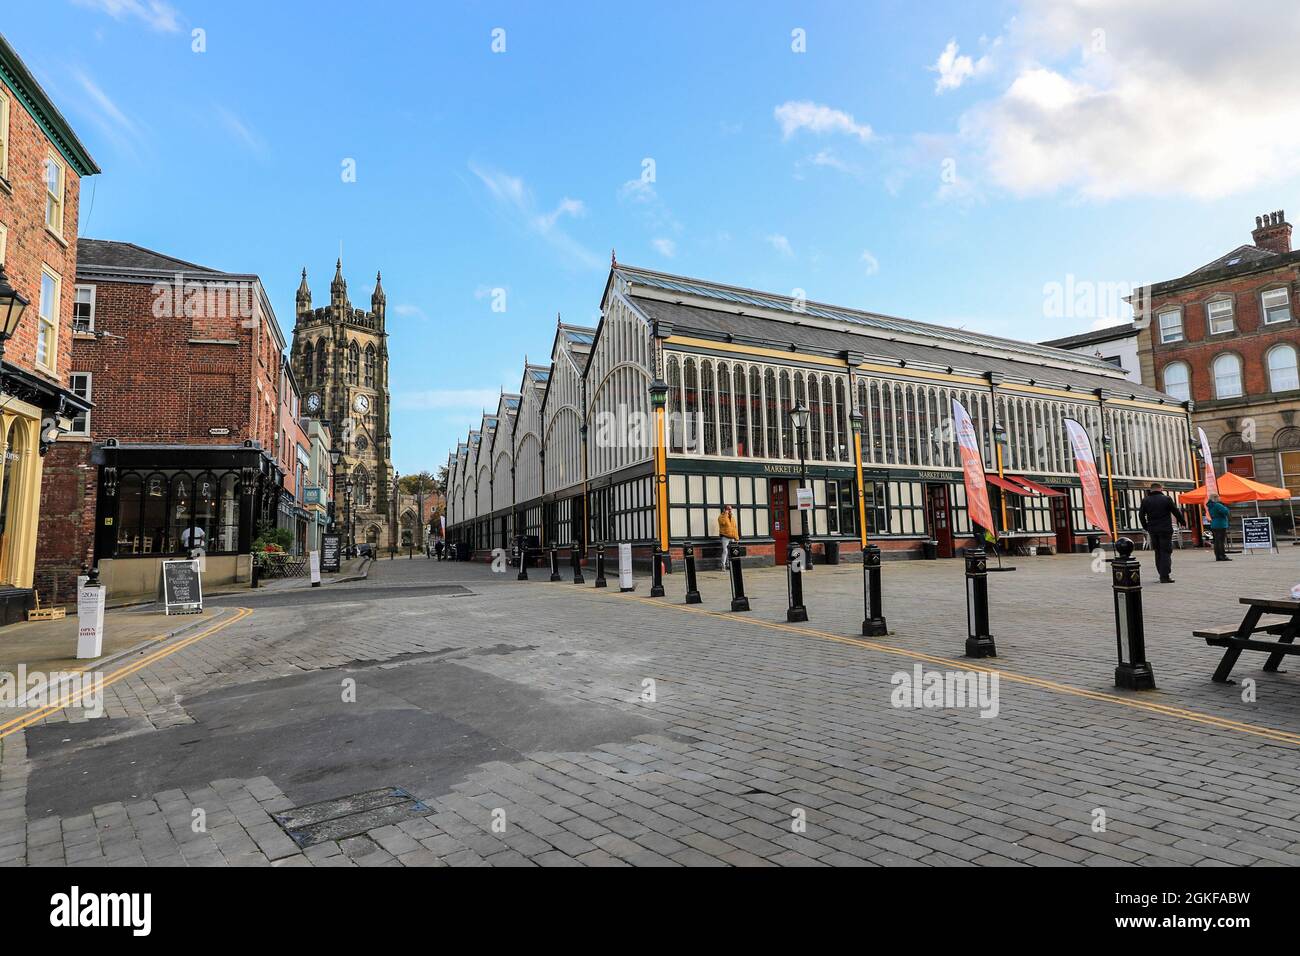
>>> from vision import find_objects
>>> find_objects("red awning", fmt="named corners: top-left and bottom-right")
top-left (1006, 475), bottom-right (1065, 497)
top-left (984, 475), bottom-right (1024, 493)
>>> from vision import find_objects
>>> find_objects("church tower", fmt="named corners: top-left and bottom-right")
top-left (290, 260), bottom-right (396, 550)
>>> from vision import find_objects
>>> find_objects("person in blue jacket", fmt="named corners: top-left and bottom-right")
top-left (1208, 493), bottom-right (1232, 561)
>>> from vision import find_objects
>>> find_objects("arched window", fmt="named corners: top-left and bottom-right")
top-left (167, 474), bottom-right (193, 553)
top-left (316, 341), bottom-right (327, 384)
top-left (348, 342), bottom-right (360, 384)
top-left (301, 342), bottom-right (313, 383)
top-left (667, 356), bottom-right (683, 453)
top-left (734, 366), bottom-right (748, 456)
top-left (779, 371), bottom-right (793, 460)
top-left (718, 362), bottom-right (733, 456)
top-left (1162, 361), bottom-right (1190, 402)
top-left (683, 358), bottom-right (698, 453)
top-left (114, 474), bottom-right (143, 554)
top-left (366, 526), bottom-right (380, 545)
top-left (701, 360), bottom-right (716, 455)
top-left (1267, 345), bottom-right (1299, 393)
top-left (364, 345), bottom-right (376, 388)
top-left (353, 467), bottom-right (370, 508)
top-left (1212, 353), bottom-right (1242, 399)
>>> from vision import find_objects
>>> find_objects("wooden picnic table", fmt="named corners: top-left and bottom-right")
top-left (1195, 597), bottom-right (1300, 683)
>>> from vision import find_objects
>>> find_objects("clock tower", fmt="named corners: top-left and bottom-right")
top-left (290, 260), bottom-right (396, 550)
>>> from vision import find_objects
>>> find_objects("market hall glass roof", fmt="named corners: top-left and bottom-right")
top-left (614, 265), bottom-right (1121, 374)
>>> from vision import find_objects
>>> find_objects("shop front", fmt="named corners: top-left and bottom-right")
top-left (91, 441), bottom-right (283, 597)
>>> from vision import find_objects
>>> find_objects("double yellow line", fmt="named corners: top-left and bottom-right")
top-left (585, 587), bottom-right (1300, 748)
top-left (0, 607), bottom-right (252, 741)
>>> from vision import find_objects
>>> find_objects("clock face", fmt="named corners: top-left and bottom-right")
top-left (306, 392), bottom-right (321, 413)
top-left (353, 394), bottom-right (371, 414)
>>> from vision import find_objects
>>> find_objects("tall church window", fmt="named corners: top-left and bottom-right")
top-left (348, 342), bottom-right (360, 384)
top-left (302, 342), bottom-right (313, 384)
top-left (316, 341), bottom-right (327, 384)
top-left (364, 345), bottom-right (376, 388)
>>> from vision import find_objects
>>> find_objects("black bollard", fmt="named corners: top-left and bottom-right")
top-left (728, 543), bottom-right (750, 612)
top-left (549, 543), bottom-right (561, 582)
top-left (862, 544), bottom-right (887, 636)
top-left (594, 543), bottom-right (607, 588)
top-left (1111, 537), bottom-right (1156, 689)
top-left (250, 557), bottom-right (260, 589)
top-left (650, 546), bottom-right (666, 597)
top-left (571, 540), bottom-right (585, 585)
top-left (516, 540), bottom-right (529, 581)
top-left (786, 540), bottom-right (808, 623)
top-left (963, 547), bottom-right (996, 658)
top-left (683, 541), bottom-right (701, 604)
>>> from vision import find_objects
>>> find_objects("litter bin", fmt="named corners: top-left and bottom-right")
top-left (822, 540), bottom-right (840, 565)
top-left (1086, 534), bottom-right (1101, 553)
top-left (922, 539), bottom-right (939, 560)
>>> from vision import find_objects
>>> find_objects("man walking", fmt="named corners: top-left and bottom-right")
top-left (718, 504), bottom-right (739, 570)
top-left (1208, 493), bottom-right (1232, 561)
top-left (1139, 482), bottom-right (1185, 583)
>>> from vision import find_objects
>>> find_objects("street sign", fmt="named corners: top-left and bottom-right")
top-left (161, 559), bottom-right (203, 615)
top-left (796, 487), bottom-right (814, 512)
top-left (1242, 516), bottom-right (1276, 554)
top-left (321, 534), bottom-right (341, 573)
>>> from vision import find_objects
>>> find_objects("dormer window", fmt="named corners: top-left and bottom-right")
top-left (1207, 297), bottom-right (1234, 334)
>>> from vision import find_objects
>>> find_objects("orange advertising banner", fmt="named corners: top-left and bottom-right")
top-left (952, 399), bottom-right (996, 538)
top-left (1064, 418), bottom-right (1113, 538)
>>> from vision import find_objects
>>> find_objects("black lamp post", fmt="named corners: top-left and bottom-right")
top-left (790, 401), bottom-right (811, 546)
top-left (328, 440), bottom-right (342, 533)
top-left (0, 264), bottom-right (31, 363)
top-left (649, 378), bottom-right (670, 596)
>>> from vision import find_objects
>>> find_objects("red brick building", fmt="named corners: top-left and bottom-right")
top-left (1135, 210), bottom-right (1300, 526)
top-left (34, 239), bottom-right (288, 600)
top-left (0, 33), bottom-right (99, 620)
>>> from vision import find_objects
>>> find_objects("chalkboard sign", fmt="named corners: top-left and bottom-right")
top-left (321, 534), bottom-right (341, 573)
top-left (1242, 517), bottom-right (1275, 553)
top-left (161, 559), bottom-right (203, 614)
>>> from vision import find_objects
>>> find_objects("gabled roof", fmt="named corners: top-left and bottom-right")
top-left (609, 263), bottom-right (1122, 376)
top-left (78, 238), bottom-right (229, 277)
top-left (1190, 244), bottom-right (1276, 275)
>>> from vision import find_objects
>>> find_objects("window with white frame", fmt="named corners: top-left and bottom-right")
top-left (37, 267), bottom-right (60, 369)
top-left (1262, 287), bottom-right (1291, 324)
top-left (1161, 361), bottom-right (1190, 402)
top-left (1212, 353), bottom-right (1242, 399)
top-left (1158, 309), bottom-right (1183, 343)
top-left (73, 285), bottom-right (95, 332)
top-left (1206, 297), bottom-right (1234, 334)
top-left (45, 152), bottom-right (66, 235)
top-left (69, 373), bottom-right (91, 434)
top-left (1267, 344), bottom-right (1299, 392)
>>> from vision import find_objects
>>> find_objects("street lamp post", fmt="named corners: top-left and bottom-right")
top-left (787, 401), bottom-right (812, 622)
top-left (649, 379), bottom-right (670, 597)
top-left (0, 264), bottom-right (31, 363)
top-left (992, 421), bottom-right (1010, 536)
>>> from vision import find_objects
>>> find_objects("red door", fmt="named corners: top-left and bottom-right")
top-left (926, 484), bottom-right (954, 558)
top-left (1051, 495), bottom-right (1072, 554)
top-left (770, 479), bottom-right (789, 558)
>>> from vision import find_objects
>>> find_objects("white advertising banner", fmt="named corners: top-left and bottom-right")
top-left (618, 542), bottom-right (634, 592)
top-left (76, 584), bottom-right (107, 659)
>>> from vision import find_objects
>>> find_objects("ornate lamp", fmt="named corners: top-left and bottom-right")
top-left (0, 264), bottom-right (30, 362)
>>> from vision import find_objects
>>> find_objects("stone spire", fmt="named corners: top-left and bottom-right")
top-left (331, 258), bottom-right (347, 305)
top-left (372, 270), bottom-right (385, 305)
top-left (296, 267), bottom-right (311, 313)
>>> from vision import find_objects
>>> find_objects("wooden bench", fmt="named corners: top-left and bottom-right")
top-left (1196, 598), bottom-right (1300, 683)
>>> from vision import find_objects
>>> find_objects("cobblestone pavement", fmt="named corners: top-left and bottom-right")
top-left (3, 545), bottom-right (1300, 867)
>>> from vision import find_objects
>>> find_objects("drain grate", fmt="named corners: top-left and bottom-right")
top-left (273, 787), bottom-right (432, 848)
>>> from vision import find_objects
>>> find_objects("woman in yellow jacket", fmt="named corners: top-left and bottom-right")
top-left (718, 505), bottom-right (739, 569)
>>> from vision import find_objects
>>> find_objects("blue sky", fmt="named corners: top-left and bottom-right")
top-left (8, 0), bottom-right (1300, 473)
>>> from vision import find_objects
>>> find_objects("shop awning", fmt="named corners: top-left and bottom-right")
top-left (984, 475), bottom-right (1024, 493)
top-left (1006, 475), bottom-right (1065, 497)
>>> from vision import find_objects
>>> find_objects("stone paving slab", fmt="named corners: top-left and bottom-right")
top-left (2, 552), bottom-right (1299, 866)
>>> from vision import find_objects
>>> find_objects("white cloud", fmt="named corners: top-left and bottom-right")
top-left (71, 0), bottom-right (181, 32)
top-left (396, 389), bottom-right (502, 411)
top-left (774, 101), bottom-right (872, 142)
top-left (931, 39), bottom-right (994, 93)
top-left (952, 0), bottom-right (1300, 200)
top-left (651, 238), bottom-right (676, 258)
top-left (861, 251), bottom-right (880, 276)
top-left (216, 107), bottom-right (266, 155)
top-left (471, 162), bottom-right (601, 269)
top-left (69, 70), bottom-right (143, 157)
top-left (392, 304), bottom-right (428, 321)
top-left (766, 234), bottom-right (794, 257)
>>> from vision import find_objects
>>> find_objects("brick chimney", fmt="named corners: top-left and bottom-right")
top-left (1251, 209), bottom-right (1291, 254)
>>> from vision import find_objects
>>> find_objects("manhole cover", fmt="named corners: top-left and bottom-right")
top-left (273, 787), bottom-right (432, 848)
